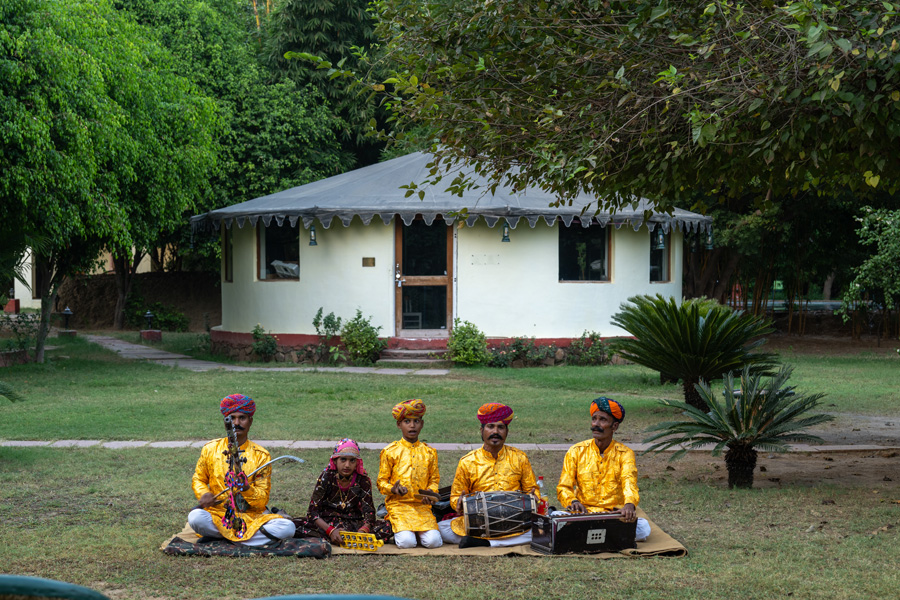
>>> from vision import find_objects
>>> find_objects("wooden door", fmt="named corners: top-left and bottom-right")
top-left (394, 219), bottom-right (453, 336)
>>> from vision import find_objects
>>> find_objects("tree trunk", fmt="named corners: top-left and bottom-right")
top-left (112, 250), bottom-right (143, 329)
top-left (112, 255), bottom-right (131, 330)
top-left (710, 252), bottom-right (741, 303)
top-left (149, 247), bottom-right (163, 272)
top-left (822, 272), bottom-right (835, 301)
top-left (725, 443), bottom-right (758, 489)
top-left (683, 379), bottom-right (709, 412)
top-left (33, 257), bottom-right (60, 365)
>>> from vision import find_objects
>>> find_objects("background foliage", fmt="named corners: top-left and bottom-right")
top-left (371, 1), bottom-right (900, 212)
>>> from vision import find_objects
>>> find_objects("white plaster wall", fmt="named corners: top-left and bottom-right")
top-left (455, 222), bottom-right (682, 338)
top-left (11, 249), bottom-right (41, 310)
top-left (220, 218), bottom-right (683, 337)
top-left (221, 219), bottom-right (396, 335)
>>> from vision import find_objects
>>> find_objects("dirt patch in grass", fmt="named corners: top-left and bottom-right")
top-left (638, 449), bottom-right (900, 491)
top-left (764, 331), bottom-right (899, 356)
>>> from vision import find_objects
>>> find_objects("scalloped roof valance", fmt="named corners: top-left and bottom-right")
top-left (191, 152), bottom-right (712, 234)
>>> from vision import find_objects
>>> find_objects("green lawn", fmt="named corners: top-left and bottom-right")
top-left (4, 336), bottom-right (898, 443)
top-left (1, 446), bottom-right (897, 600)
top-left (1, 335), bottom-right (898, 600)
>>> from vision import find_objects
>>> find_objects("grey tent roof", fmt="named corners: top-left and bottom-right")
top-left (191, 152), bottom-right (712, 233)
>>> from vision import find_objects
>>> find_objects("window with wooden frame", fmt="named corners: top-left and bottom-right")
top-left (258, 223), bottom-right (299, 280)
top-left (558, 222), bottom-right (610, 282)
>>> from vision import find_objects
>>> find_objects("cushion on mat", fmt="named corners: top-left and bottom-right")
top-left (162, 536), bottom-right (331, 558)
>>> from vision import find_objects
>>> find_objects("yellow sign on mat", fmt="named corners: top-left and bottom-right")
top-left (339, 531), bottom-right (383, 552)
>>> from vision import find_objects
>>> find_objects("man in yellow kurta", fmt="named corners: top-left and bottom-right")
top-left (438, 403), bottom-right (539, 548)
top-left (377, 399), bottom-right (442, 548)
top-left (557, 397), bottom-right (651, 541)
top-left (188, 394), bottom-right (296, 545)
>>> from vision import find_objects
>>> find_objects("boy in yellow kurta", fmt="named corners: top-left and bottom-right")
top-left (188, 394), bottom-right (296, 545)
top-left (556, 397), bottom-right (651, 541)
top-left (377, 399), bottom-right (442, 548)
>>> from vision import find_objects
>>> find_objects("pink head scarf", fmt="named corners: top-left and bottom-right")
top-left (327, 438), bottom-right (366, 476)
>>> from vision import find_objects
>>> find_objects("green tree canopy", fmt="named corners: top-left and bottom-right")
top-left (1, 0), bottom-right (220, 356)
top-left (838, 206), bottom-right (900, 338)
top-left (266, 0), bottom-right (385, 166)
top-left (115, 0), bottom-right (351, 276)
top-left (371, 1), bottom-right (900, 211)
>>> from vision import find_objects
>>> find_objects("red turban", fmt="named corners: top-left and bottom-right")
top-left (220, 394), bottom-right (256, 417)
top-left (590, 397), bottom-right (624, 422)
top-left (392, 399), bottom-right (426, 421)
top-left (477, 403), bottom-right (514, 425)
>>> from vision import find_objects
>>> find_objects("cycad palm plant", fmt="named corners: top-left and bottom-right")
top-left (643, 366), bottom-right (833, 488)
top-left (610, 294), bottom-right (778, 411)
top-left (0, 381), bottom-right (24, 403)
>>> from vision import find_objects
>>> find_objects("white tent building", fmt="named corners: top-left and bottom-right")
top-left (191, 152), bottom-right (712, 352)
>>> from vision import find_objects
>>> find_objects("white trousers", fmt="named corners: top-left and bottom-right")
top-left (438, 519), bottom-right (533, 548)
top-left (393, 529), bottom-right (443, 549)
top-left (188, 508), bottom-right (296, 547)
top-left (635, 518), bottom-right (651, 542)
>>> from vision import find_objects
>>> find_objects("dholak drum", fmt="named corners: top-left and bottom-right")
top-left (462, 491), bottom-right (536, 538)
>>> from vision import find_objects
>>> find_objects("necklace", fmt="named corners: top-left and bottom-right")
top-left (336, 476), bottom-right (352, 509)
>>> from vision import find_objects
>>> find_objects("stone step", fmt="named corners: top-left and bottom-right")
top-left (381, 348), bottom-right (449, 359)
top-left (375, 358), bottom-right (452, 368)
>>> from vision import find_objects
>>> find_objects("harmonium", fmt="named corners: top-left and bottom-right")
top-left (530, 512), bottom-right (637, 555)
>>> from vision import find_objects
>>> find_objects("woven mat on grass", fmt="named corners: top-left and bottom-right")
top-left (161, 508), bottom-right (685, 558)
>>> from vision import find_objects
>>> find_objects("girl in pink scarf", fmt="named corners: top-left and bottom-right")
top-left (292, 439), bottom-right (392, 545)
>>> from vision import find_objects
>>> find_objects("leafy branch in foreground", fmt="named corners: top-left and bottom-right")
top-left (370, 1), bottom-right (900, 211)
top-left (643, 366), bottom-right (833, 489)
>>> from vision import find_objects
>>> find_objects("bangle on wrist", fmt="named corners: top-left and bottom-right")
top-left (326, 525), bottom-right (335, 535)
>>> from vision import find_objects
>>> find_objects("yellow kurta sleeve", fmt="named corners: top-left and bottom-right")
top-left (449, 445), bottom-right (538, 538)
top-left (376, 444), bottom-right (397, 497)
top-left (190, 438), bottom-right (283, 542)
top-left (449, 453), bottom-right (474, 514)
top-left (427, 444), bottom-right (440, 493)
top-left (379, 440), bottom-right (439, 532)
top-left (555, 439), bottom-right (640, 513)
top-left (556, 444), bottom-right (580, 509)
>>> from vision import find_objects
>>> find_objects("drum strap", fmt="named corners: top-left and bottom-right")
top-left (478, 493), bottom-right (491, 538)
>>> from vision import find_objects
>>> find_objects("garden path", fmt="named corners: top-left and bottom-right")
top-left (81, 334), bottom-right (449, 376)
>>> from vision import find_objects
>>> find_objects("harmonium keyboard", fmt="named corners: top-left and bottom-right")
top-left (530, 511), bottom-right (637, 555)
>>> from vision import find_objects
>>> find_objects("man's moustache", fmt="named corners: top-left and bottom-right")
top-left (489, 435), bottom-right (502, 440)
top-left (591, 426), bottom-right (604, 433)
top-left (233, 426), bottom-right (245, 431)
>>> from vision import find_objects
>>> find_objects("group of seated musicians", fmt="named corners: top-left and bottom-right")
top-left (188, 394), bottom-right (651, 549)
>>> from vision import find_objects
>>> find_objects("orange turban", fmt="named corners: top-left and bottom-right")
top-left (590, 397), bottom-right (624, 422)
top-left (392, 399), bottom-right (426, 421)
top-left (477, 403), bottom-right (514, 425)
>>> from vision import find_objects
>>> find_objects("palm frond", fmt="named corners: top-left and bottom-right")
top-left (610, 295), bottom-right (778, 407)
top-left (643, 365), bottom-right (833, 463)
top-left (0, 381), bottom-right (25, 403)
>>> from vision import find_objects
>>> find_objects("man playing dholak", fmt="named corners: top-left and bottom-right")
top-left (439, 403), bottom-right (538, 548)
top-left (188, 394), bottom-right (296, 545)
top-left (556, 397), bottom-right (651, 542)
top-left (377, 399), bottom-right (442, 548)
